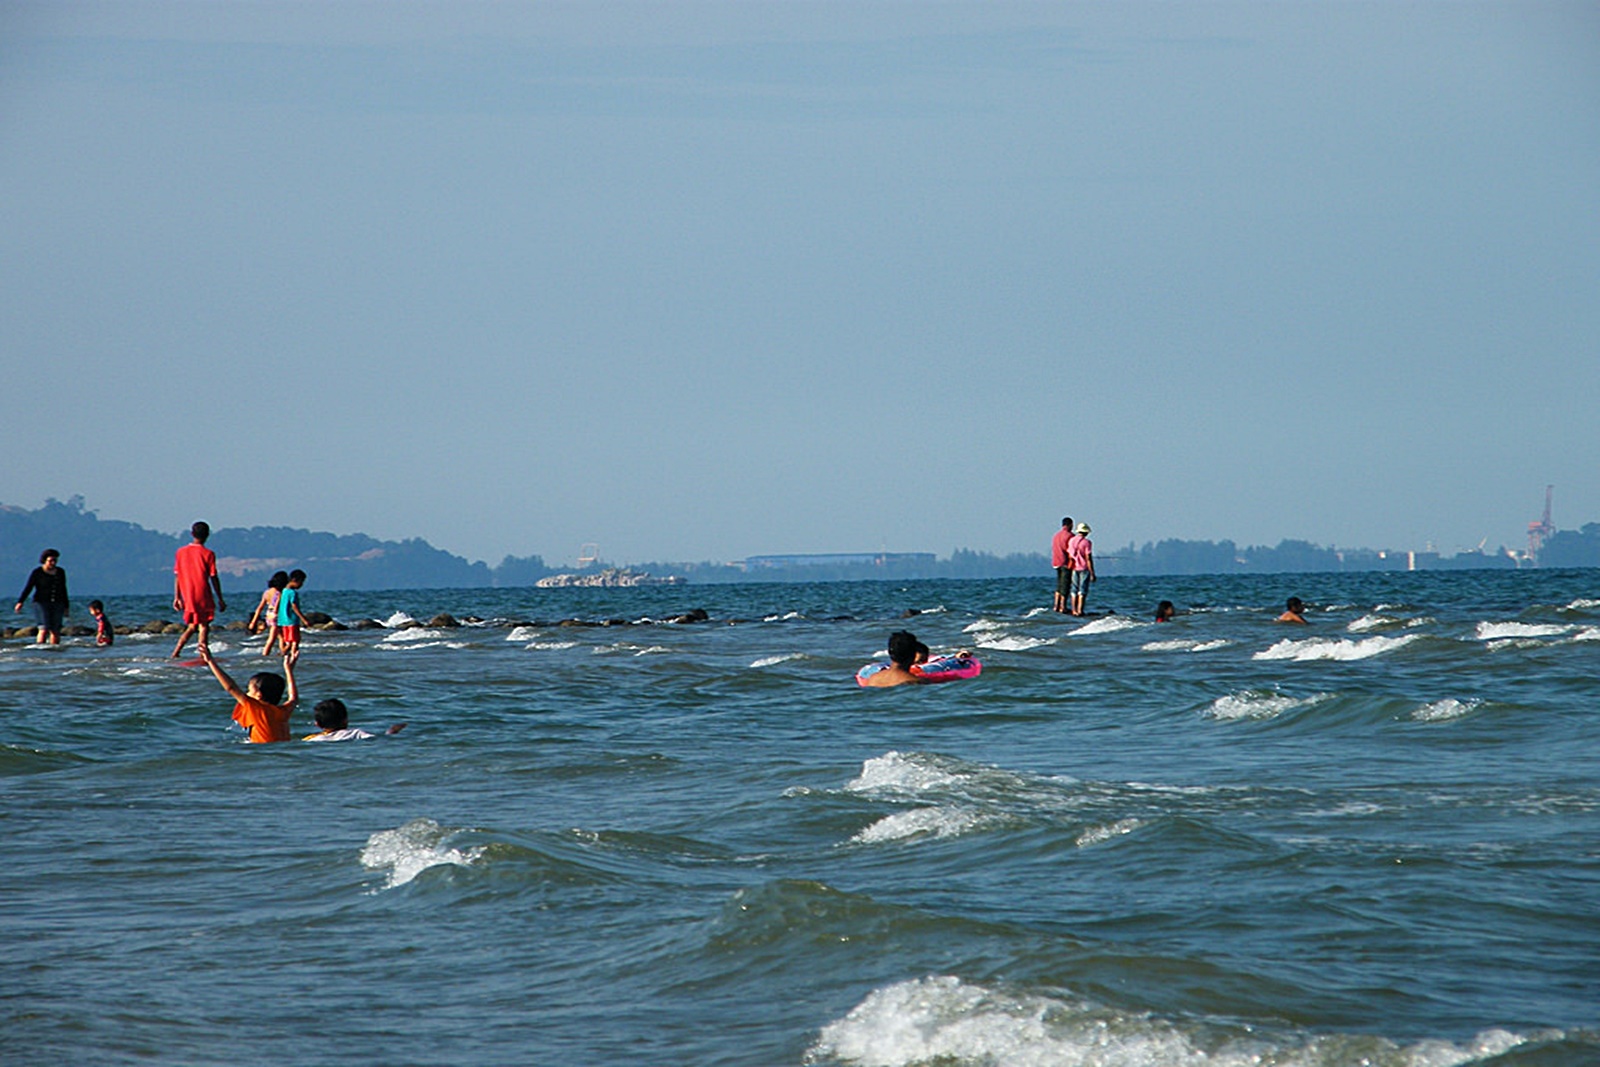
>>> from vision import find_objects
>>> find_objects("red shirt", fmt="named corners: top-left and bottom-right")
top-left (174, 543), bottom-right (218, 620)
top-left (1051, 527), bottom-right (1075, 569)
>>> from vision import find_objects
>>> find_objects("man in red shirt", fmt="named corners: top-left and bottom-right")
top-left (172, 521), bottom-right (226, 658)
top-left (1050, 516), bottom-right (1074, 614)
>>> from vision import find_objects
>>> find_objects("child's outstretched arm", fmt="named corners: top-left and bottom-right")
top-left (198, 647), bottom-right (247, 701)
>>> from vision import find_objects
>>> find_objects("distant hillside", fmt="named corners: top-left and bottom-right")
top-left (0, 498), bottom-right (553, 594)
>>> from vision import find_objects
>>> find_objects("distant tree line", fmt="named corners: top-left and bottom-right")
top-left (5, 498), bottom-right (1582, 595)
top-left (0, 498), bottom-right (554, 594)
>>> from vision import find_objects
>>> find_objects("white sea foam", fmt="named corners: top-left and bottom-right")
top-left (975, 634), bottom-right (1053, 652)
top-left (1070, 616), bottom-right (1143, 635)
top-left (962, 619), bottom-right (1004, 635)
top-left (381, 611), bottom-right (415, 628)
top-left (762, 611), bottom-right (806, 622)
top-left (851, 806), bottom-right (990, 844)
top-left (1254, 634), bottom-right (1420, 662)
top-left (1572, 627), bottom-right (1600, 642)
top-left (1564, 597), bottom-right (1600, 611)
top-left (360, 818), bottom-right (484, 890)
top-left (526, 640), bottom-right (579, 651)
top-left (1347, 614), bottom-right (1397, 633)
top-left (810, 975), bottom-right (1533, 1067)
top-left (1414, 698), bottom-right (1479, 722)
top-left (847, 751), bottom-right (964, 795)
top-left (1142, 638), bottom-right (1231, 653)
top-left (380, 627), bottom-right (445, 643)
top-left (414, 642), bottom-right (469, 651)
top-left (751, 652), bottom-right (806, 668)
top-left (1076, 817), bottom-right (1142, 847)
top-left (1474, 621), bottom-right (1571, 640)
top-left (1023, 606), bottom-right (1050, 618)
top-left (1208, 691), bottom-right (1331, 721)
top-left (506, 626), bottom-right (540, 642)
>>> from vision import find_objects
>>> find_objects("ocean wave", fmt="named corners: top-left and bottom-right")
top-left (381, 611), bottom-right (416, 628)
top-left (751, 652), bottom-right (807, 668)
top-left (379, 628), bottom-right (448, 643)
top-left (1563, 597), bottom-right (1600, 611)
top-left (974, 634), bottom-right (1054, 652)
top-left (851, 806), bottom-right (995, 845)
top-left (1572, 627), bottom-right (1600, 643)
top-left (1207, 691), bottom-right (1333, 721)
top-left (506, 625), bottom-right (540, 642)
top-left (360, 818), bottom-right (484, 890)
top-left (1348, 614), bottom-right (1400, 633)
top-left (1070, 616), bottom-right (1144, 635)
top-left (1413, 698), bottom-right (1480, 722)
top-left (1075, 817), bottom-right (1143, 847)
top-left (848, 751), bottom-right (965, 796)
top-left (810, 975), bottom-right (1539, 1067)
top-left (762, 611), bottom-right (806, 622)
top-left (526, 640), bottom-right (580, 651)
top-left (1254, 634), bottom-right (1420, 662)
top-left (1474, 621), bottom-right (1571, 641)
top-left (1142, 638), bottom-right (1231, 653)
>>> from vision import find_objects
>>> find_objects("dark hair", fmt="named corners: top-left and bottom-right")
top-left (313, 698), bottom-right (349, 730)
top-left (289, 569), bottom-right (307, 583)
top-left (1286, 597), bottom-right (1304, 613)
top-left (1155, 600), bottom-right (1175, 619)
top-left (191, 521), bottom-right (210, 542)
top-left (887, 630), bottom-right (920, 668)
top-left (1062, 516), bottom-right (1073, 528)
top-left (248, 672), bottom-right (286, 705)
top-left (40, 548), bottom-right (60, 564)
top-left (268, 571), bottom-right (289, 590)
top-left (89, 599), bottom-right (105, 611)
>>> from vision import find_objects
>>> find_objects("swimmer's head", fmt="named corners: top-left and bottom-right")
top-left (887, 630), bottom-right (920, 668)
top-left (247, 672), bottom-right (287, 704)
top-left (314, 698), bottom-right (349, 731)
top-left (1286, 597), bottom-right (1304, 613)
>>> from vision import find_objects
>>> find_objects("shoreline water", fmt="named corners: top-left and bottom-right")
top-left (4, 570), bottom-right (1597, 1065)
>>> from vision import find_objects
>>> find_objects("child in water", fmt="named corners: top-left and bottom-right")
top-left (276, 570), bottom-right (312, 657)
top-left (198, 645), bottom-right (299, 743)
top-left (248, 571), bottom-right (289, 656)
top-left (89, 600), bottom-right (114, 645)
top-left (302, 698), bottom-right (406, 741)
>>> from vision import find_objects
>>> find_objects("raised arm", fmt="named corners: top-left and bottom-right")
top-left (198, 647), bottom-right (246, 701)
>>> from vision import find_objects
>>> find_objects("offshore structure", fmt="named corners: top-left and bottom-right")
top-left (1526, 485), bottom-right (1554, 564)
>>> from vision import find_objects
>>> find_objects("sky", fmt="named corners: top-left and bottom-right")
top-left (2, 1), bottom-right (1597, 568)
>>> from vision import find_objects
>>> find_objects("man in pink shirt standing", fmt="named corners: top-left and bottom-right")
top-left (172, 521), bottom-right (226, 658)
top-left (1050, 516), bottom-right (1075, 614)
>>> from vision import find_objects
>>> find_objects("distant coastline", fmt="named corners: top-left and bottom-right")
top-left (4, 497), bottom-right (1598, 595)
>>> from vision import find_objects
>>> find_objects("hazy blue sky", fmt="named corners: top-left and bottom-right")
top-left (3, 2), bottom-right (1596, 567)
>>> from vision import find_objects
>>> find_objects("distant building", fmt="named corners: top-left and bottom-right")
top-left (739, 552), bottom-right (937, 571)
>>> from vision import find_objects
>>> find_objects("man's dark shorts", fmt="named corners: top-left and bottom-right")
top-left (1056, 566), bottom-right (1073, 597)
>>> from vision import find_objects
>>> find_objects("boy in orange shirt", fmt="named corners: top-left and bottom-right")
top-left (198, 645), bottom-right (299, 743)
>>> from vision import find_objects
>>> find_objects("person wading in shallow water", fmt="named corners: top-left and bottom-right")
top-left (14, 548), bottom-right (68, 645)
top-left (1051, 516), bottom-right (1075, 614)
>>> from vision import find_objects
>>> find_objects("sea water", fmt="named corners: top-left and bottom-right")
top-left (2, 570), bottom-right (1596, 1066)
